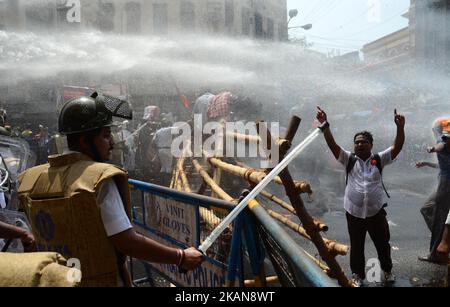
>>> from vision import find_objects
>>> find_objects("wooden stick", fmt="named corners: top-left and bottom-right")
top-left (264, 208), bottom-right (347, 256)
top-left (244, 276), bottom-right (279, 287)
top-left (192, 159), bottom-right (235, 203)
top-left (208, 157), bottom-right (312, 194)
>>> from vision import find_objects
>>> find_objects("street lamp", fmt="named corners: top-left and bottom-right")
top-left (287, 9), bottom-right (312, 30)
top-left (288, 23), bottom-right (312, 30)
top-left (287, 9), bottom-right (298, 26)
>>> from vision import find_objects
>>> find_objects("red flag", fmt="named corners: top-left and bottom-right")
top-left (181, 95), bottom-right (190, 108)
top-left (172, 78), bottom-right (190, 109)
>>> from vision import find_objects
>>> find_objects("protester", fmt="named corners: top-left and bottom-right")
top-left (418, 129), bottom-right (450, 264)
top-left (316, 106), bottom-right (405, 287)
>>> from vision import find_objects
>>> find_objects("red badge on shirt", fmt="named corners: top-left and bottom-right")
top-left (370, 159), bottom-right (377, 166)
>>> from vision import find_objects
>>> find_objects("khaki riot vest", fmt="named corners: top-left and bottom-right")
top-left (18, 153), bottom-right (132, 287)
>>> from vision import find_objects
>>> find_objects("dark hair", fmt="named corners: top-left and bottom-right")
top-left (354, 131), bottom-right (373, 145)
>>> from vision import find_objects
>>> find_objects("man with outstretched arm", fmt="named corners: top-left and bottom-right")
top-left (316, 106), bottom-right (405, 287)
top-left (418, 132), bottom-right (450, 264)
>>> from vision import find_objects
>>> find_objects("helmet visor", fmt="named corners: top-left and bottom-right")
top-left (95, 93), bottom-right (133, 120)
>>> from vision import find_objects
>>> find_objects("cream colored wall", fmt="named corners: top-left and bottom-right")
top-left (4, 0), bottom-right (287, 40)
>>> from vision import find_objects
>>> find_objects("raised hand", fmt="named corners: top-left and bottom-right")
top-left (394, 109), bottom-right (405, 128)
top-left (316, 106), bottom-right (328, 124)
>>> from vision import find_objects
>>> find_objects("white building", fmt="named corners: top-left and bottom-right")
top-left (0, 0), bottom-right (288, 41)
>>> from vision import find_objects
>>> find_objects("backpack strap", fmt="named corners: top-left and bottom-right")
top-left (346, 154), bottom-right (357, 186)
top-left (373, 154), bottom-right (390, 199)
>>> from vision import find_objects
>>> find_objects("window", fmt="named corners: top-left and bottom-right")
top-left (25, 1), bottom-right (55, 31)
top-left (0, 1), bottom-right (4, 30)
top-left (207, 2), bottom-right (223, 33)
top-left (254, 13), bottom-right (263, 38)
top-left (180, 1), bottom-right (195, 30)
top-left (266, 18), bottom-right (274, 39)
top-left (126, 2), bottom-right (141, 34)
top-left (153, 3), bottom-right (168, 35)
top-left (225, 0), bottom-right (234, 31)
top-left (98, 2), bottom-right (115, 32)
top-left (241, 7), bottom-right (251, 36)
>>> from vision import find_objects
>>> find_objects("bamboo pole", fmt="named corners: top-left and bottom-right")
top-left (304, 251), bottom-right (330, 275)
top-left (178, 166), bottom-right (222, 230)
top-left (261, 190), bottom-right (296, 214)
top-left (175, 176), bottom-right (182, 191)
top-left (226, 131), bottom-right (290, 150)
top-left (208, 157), bottom-right (312, 194)
top-left (211, 121), bottom-right (225, 199)
top-left (226, 131), bottom-right (261, 144)
top-left (260, 190), bottom-right (329, 232)
top-left (192, 159), bottom-right (235, 203)
top-left (264, 208), bottom-right (348, 256)
top-left (244, 276), bottom-right (279, 287)
top-left (169, 168), bottom-right (177, 189)
top-left (179, 168), bottom-right (190, 192)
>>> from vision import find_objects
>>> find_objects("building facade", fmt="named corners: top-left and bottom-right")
top-left (362, 0), bottom-right (450, 69)
top-left (0, 0), bottom-right (288, 41)
top-left (0, 0), bottom-right (289, 125)
top-left (413, 0), bottom-right (450, 67)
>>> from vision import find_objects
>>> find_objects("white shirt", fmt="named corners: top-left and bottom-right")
top-left (96, 178), bottom-right (133, 236)
top-left (193, 93), bottom-right (215, 121)
top-left (446, 212), bottom-right (450, 225)
top-left (153, 127), bottom-right (174, 149)
top-left (338, 146), bottom-right (394, 218)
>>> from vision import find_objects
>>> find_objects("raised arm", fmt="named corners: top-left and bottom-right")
top-left (316, 106), bottom-right (341, 160)
top-left (391, 109), bottom-right (405, 160)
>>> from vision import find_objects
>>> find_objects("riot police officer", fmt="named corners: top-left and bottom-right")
top-left (17, 93), bottom-right (203, 287)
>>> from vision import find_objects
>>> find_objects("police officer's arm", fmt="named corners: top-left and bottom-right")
top-left (109, 229), bottom-right (204, 270)
top-left (0, 221), bottom-right (36, 252)
top-left (391, 109), bottom-right (405, 160)
top-left (316, 106), bottom-right (341, 159)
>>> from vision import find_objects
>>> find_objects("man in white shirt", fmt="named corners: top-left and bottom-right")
top-left (151, 121), bottom-right (174, 186)
top-left (316, 106), bottom-right (405, 287)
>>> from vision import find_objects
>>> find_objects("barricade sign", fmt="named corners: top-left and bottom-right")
top-left (129, 179), bottom-right (233, 287)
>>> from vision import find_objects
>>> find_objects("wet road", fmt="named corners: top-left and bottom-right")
top-left (264, 164), bottom-right (449, 287)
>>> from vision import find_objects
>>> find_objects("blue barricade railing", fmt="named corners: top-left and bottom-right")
top-left (129, 179), bottom-right (235, 287)
top-left (129, 179), bottom-right (339, 287)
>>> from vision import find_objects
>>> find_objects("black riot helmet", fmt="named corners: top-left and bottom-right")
top-left (58, 92), bottom-right (133, 135)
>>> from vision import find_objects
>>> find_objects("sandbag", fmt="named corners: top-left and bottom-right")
top-left (0, 252), bottom-right (80, 287)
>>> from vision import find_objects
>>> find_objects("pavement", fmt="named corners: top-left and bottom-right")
top-left (271, 164), bottom-right (449, 287)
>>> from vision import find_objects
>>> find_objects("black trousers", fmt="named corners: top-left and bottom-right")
top-left (430, 177), bottom-right (450, 257)
top-left (346, 208), bottom-right (392, 278)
